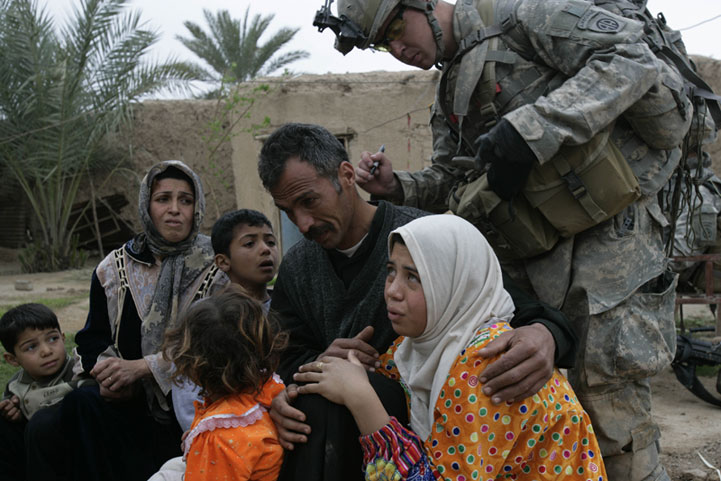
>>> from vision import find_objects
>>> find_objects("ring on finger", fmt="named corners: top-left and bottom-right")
top-left (317, 361), bottom-right (324, 371)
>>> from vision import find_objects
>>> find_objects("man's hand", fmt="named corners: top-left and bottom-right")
top-left (317, 326), bottom-right (380, 371)
top-left (269, 384), bottom-right (311, 451)
top-left (355, 150), bottom-right (402, 200)
top-left (478, 324), bottom-right (555, 404)
top-left (0, 396), bottom-right (22, 422)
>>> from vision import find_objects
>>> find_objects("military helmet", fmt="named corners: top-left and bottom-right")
top-left (336, 0), bottom-right (401, 52)
top-left (314, 0), bottom-right (444, 60)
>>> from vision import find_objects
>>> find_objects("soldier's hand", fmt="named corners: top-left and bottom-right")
top-left (356, 150), bottom-right (403, 200)
top-left (477, 323), bottom-right (555, 404)
top-left (476, 118), bottom-right (536, 200)
top-left (317, 325), bottom-right (380, 372)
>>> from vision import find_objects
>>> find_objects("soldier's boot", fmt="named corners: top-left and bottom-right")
top-left (602, 440), bottom-right (670, 481)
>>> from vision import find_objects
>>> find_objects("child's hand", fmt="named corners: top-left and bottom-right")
top-left (295, 352), bottom-right (391, 435)
top-left (0, 396), bottom-right (23, 422)
top-left (294, 352), bottom-right (371, 406)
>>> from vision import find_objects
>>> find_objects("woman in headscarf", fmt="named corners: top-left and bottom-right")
top-left (295, 214), bottom-right (606, 481)
top-left (34, 161), bottom-right (226, 481)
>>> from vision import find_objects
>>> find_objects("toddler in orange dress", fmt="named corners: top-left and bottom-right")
top-left (295, 215), bottom-right (607, 481)
top-left (151, 286), bottom-right (287, 481)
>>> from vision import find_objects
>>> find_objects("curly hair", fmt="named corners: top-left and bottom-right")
top-left (162, 286), bottom-right (287, 399)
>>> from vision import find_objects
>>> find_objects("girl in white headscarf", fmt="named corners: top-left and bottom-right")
top-left (295, 214), bottom-right (606, 481)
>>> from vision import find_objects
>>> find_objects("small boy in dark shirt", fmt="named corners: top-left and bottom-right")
top-left (0, 303), bottom-right (89, 480)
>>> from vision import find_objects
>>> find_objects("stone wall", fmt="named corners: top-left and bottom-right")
top-left (89, 99), bottom-right (237, 237)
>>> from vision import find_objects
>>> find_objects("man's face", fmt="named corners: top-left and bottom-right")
top-left (4, 328), bottom-right (66, 381)
top-left (217, 223), bottom-right (279, 290)
top-left (376, 6), bottom-right (437, 70)
top-left (270, 157), bottom-right (355, 249)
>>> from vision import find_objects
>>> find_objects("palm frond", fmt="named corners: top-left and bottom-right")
top-left (0, 0), bottom-right (198, 271)
top-left (177, 5), bottom-right (308, 84)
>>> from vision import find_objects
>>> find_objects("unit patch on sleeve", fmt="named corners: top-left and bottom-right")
top-left (578, 11), bottom-right (625, 33)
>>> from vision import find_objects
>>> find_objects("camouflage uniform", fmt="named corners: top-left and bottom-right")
top-left (392, 1), bottom-right (688, 480)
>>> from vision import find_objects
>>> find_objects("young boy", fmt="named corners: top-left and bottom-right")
top-left (0, 303), bottom-right (89, 480)
top-left (211, 209), bottom-right (279, 311)
top-left (172, 209), bottom-right (280, 433)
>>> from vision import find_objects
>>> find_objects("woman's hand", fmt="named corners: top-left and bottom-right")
top-left (294, 353), bottom-right (370, 406)
top-left (90, 357), bottom-right (151, 396)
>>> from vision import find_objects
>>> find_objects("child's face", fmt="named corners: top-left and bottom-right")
top-left (3, 328), bottom-right (66, 380)
top-left (217, 223), bottom-right (279, 291)
top-left (385, 242), bottom-right (427, 338)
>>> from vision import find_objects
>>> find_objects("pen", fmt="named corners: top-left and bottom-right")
top-left (369, 144), bottom-right (385, 176)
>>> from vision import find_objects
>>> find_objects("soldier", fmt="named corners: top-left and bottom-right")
top-left (314, 0), bottom-right (695, 480)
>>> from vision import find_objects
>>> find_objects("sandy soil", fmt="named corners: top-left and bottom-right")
top-left (0, 257), bottom-right (719, 480)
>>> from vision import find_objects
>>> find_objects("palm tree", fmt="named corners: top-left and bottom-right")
top-left (0, 0), bottom-right (200, 272)
top-left (177, 7), bottom-right (309, 95)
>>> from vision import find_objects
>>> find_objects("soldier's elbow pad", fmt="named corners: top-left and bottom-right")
top-left (623, 62), bottom-right (693, 150)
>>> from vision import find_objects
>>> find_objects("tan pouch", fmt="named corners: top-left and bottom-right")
top-left (523, 125), bottom-right (641, 238)
top-left (449, 172), bottom-right (559, 260)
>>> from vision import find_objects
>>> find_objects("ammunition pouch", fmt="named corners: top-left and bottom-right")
top-left (449, 125), bottom-right (642, 259)
top-left (449, 172), bottom-right (559, 261)
top-left (524, 124), bottom-right (642, 238)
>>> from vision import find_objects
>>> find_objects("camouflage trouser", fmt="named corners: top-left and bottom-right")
top-left (567, 272), bottom-right (677, 481)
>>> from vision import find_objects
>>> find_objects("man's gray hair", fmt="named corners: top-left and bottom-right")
top-left (258, 123), bottom-right (349, 191)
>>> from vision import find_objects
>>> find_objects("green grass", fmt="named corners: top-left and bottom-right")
top-left (0, 295), bottom-right (87, 318)
top-left (695, 364), bottom-right (721, 378)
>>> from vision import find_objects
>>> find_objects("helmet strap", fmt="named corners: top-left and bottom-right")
top-left (402, 0), bottom-right (445, 66)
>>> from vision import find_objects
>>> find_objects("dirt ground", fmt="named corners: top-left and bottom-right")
top-left (0, 251), bottom-right (719, 480)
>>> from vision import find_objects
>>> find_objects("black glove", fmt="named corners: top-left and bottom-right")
top-left (475, 118), bottom-right (537, 201)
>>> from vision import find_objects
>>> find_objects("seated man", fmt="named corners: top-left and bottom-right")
top-left (257, 122), bottom-right (577, 480)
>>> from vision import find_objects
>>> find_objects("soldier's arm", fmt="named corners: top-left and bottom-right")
top-left (503, 0), bottom-right (663, 164)
top-left (392, 104), bottom-right (469, 211)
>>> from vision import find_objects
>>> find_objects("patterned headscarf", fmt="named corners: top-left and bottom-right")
top-left (133, 160), bottom-right (215, 358)
top-left (389, 215), bottom-right (515, 441)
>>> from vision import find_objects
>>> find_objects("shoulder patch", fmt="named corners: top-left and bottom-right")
top-left (578, 11), bottom-right (625, 33)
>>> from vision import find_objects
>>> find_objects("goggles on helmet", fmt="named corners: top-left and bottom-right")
top-left (371, 6), bottom-right (406, 52)
top-left (314, 0), bottom-right (369, 55)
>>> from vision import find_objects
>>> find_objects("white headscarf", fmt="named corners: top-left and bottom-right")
top-left (390, 215), bottom-right (515, 441)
